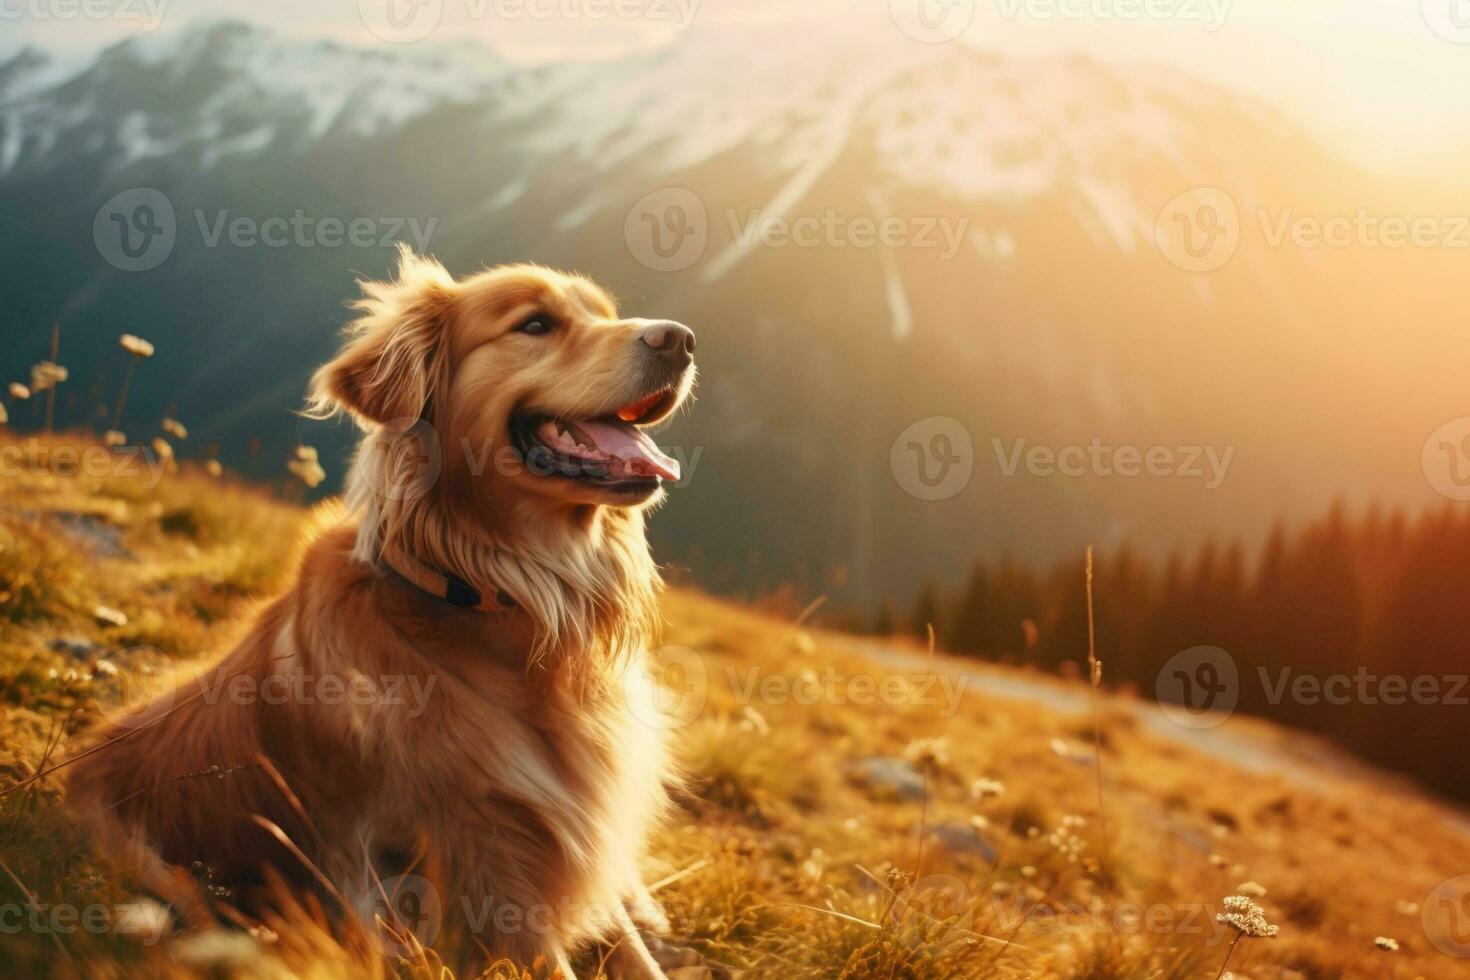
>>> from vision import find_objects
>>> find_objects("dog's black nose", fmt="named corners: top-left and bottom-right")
top-left (639, 321), bottom-right (696, 363)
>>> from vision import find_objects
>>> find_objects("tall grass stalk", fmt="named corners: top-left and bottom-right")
top-left (913, 623), bottom-right (937, 878)
top-left (1213, 933), bottom-right (1242, 980)
top-left (112, 358), bottom-right (137, 429)
top-left (1084, 546), bottom-right (1111, 888)
top-left (44, 324), bottom-right (59, 435)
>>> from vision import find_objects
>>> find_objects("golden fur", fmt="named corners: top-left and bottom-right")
top-left (65, 248), bottom-right (697, 978)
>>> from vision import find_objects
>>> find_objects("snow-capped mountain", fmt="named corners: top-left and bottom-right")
top-left (3, 21), bottom-right (1465, 604)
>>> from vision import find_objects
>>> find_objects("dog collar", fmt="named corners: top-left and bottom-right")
top-left (379, 544), bottom-right (516, 614)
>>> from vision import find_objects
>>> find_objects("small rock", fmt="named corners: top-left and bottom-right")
top-left (52, 512), bottom-right (133, 560)
top-left (49, 636), bottom-right (98, 660)
top-left (850, 757), bottom-right (927, 801)
top-left (926, 821), bottom-right (998, 861)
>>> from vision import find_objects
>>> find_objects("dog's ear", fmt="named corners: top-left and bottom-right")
top-left (307, 245), bottom-right (456, 427)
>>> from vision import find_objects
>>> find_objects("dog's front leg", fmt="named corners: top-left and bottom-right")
top-left (613, 891), bottom-right (729, 980)
top-left (604, 902), bottom-right (670, 980)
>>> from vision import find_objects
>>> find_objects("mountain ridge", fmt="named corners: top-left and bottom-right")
top-left (2, 20), bottom-right (1465, 605)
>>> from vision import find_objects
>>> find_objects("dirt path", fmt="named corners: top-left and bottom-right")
top-left (854, 639), bottom-right (1470, 840)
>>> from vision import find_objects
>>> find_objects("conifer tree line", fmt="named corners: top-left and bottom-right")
top-left (900, 501), bottom-right (1470, 800)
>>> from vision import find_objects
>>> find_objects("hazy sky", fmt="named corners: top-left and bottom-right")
top-left (5, 0), bottom-right (1467, 174)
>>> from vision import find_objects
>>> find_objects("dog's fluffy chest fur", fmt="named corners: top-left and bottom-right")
top-left (290, 524), bottom-right (674, 943)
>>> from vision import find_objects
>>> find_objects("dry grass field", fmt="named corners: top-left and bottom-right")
top-left (1, 435), bottom-right (1467, 979)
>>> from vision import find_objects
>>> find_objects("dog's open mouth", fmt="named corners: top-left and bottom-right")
top-left (513, 388), bottom-right (681, 491)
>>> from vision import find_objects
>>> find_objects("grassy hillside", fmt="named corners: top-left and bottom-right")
top-left (1, 435), bottom-right (1466, 979)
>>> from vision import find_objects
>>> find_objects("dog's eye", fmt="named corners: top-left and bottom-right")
top-left (515, 315), bottom-right (555, 336)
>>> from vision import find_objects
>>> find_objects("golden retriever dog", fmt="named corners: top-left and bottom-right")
top-left (65, 246), bottom-right (707, 979)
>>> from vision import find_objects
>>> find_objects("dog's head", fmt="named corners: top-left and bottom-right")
top-left (309, 247), bottom-right (696, 523)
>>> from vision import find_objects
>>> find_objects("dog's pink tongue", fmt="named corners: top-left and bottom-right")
top-left (576, 419), bottom-right (681, 481)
